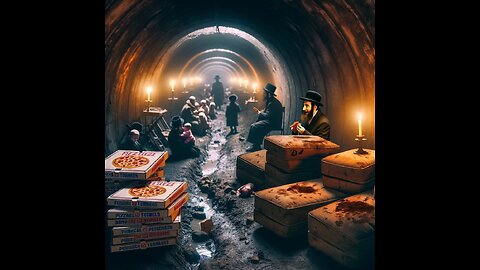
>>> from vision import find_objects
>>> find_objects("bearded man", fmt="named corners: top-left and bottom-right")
top-left (290, 90), bottom-right (330, 140)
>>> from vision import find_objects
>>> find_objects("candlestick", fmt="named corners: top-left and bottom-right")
top-left (146, 86), bottom-right (153, 102)
top-left (354, 135), bottom-right (368, 155)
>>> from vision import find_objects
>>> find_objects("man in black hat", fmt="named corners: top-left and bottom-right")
top-left (168, 115), bottom-right (200, 159)
top-left (290, 90), bottom-right (330, 140)
top-left (246, 83), bottom-right (283, 152)
top-left (211, 75), bottom-right (225, 110)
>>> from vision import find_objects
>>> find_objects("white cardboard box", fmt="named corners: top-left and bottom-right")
top-left (112, 228), bottom-right (179, 245)
top-left (108, 193), bottom-right (189, 219)
top-left (110, 237), bottom-right (177, 253)
top-left (112, 215), bottom-right (181, 236)
top-left (107, 209), bottom-right (181, 226)
top-left (107, 181), bottom-right (187, 209)
top-left (105, 150), bottom-right (168, 180)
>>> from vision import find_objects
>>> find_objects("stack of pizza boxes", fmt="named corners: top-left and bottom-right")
top-left (105, 150), bottom-right (168, 197)
top-left (105, 150), bottom-right (189, 253)
top-left (262, 135), bottom-right (341, 187)
top-left (106, 180), bottom-right (188, 252)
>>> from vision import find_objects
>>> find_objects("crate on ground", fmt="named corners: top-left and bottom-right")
top-left (254, 180), bottom-right (346, 238)
top-left (308, 190), bottom-right (375, 269)
top-left (321, 149), bottom-right (375, 194)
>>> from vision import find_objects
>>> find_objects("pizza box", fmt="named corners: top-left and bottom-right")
top-left (266, 151), bottom-right (323, 173)
top-left (263, 135), bottom-right (340, 160)
top-left (108, 193), bottom-right (189, 219)
top-left (107, 181), bottom-right (187, 209)
top-left (321, 149), bottom-right (375, 183)
top-left (105, 150), bottom-right (168, 180)
top-left (112, 215), bottom-right (181, 236)
top-left (253, 210), bottom-right (307, 238)
top-left (254, 180), bottom-right (346, 231)
top-left (323, 175), bottom-right (375, 194)
top-left (107, 208), bottom-right (181, 226)
top-left (308, 191), bottom-right (375, 269)
top-left (112, 228), bottom-right (179, 245)
top-left (111, 237), bottom-right (177, 253)
top-left (236, 150), bottom-right (266, 188)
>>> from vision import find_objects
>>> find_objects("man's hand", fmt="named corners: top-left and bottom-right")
top-left (290, 121), bottom-right (299, 131)
top-left (252, 107), bottom-right (259, 113)
top-left (296, 123), bottom-right (306, 134)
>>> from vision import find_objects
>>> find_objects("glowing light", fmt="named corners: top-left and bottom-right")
top-left (146, 86), bottom-right (153, 101)
top-left (170, 80), bottom-right (175, 92)
top-left (182, 78), bottom-right (187, 88)
top-left (357, 113), bottom-right (363, 136)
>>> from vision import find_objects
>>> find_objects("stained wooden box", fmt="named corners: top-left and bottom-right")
top-left (236, 150), bottom-right (266, 188)
top-left (321, 149), bottom-right (375, 194)
top-left (264, 163), bottom-right (322, 186)
top-left (264, 135), bottom-right (340, 160)
top-left (266, 151), bottom-right (323, 173)
top-left (254, 180), bottom-right (346, 237)
top-left (308, 191), bottom-right (375, 269)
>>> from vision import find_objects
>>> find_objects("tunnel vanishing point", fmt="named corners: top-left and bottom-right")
top-left (105, 0), bottom-right (375, 155)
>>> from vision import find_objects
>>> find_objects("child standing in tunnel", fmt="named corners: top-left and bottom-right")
top-left (226, 94), bottom-right (241, 136)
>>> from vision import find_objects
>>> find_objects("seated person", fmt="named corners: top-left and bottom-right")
top-left (168, 116), bottom-right (200, 160)
top-left (119, 129), bottom-right (143, 151)
top-left (208, 102), bottom-right (217, 120)
top-left (180, 123), bottom-right (195, 145)
top-left (290, 90), bottom-right (330, 140)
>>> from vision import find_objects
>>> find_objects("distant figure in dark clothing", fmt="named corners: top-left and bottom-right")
top-left (168, 116), bottom-right (200, 160)
top-left (211, 75), bottom-right (225, 110)
top-left (119, 129), bottom-right (143, 151)
top-left (290, 90), bottom-right (330, 140)
top-left (246, 83), bottom-right (283, 152)
top-left (226, 94), bottom-right (241, 135)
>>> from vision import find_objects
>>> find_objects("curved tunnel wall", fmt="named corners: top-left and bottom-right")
top-left (105, 0), bottom-right (375, 155)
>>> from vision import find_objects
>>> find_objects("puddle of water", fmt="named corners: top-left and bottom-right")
top-left (189, 193), bottom-right (217, 260)
top-left (202, 131), bottom-right (227, 176)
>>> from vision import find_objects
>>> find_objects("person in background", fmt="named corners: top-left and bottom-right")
top-left (246, 83), bottom-right (283, 152)
top-left (200, 99), bottom-right (210, 118)
top-left (168, 116), bottom-right (200, 160)
top-left (119, 129), bottom-right (143, 151)
top-left (180, 122), bottom-right (195, 145)
top-left (290, 90), bottom-right (330, 140)
top-left (208, 102), bottom-right (217, 120)
top-left (211, 75), bottom-right (225, 110)
top-left (226, 94), bottom-right (241, 136)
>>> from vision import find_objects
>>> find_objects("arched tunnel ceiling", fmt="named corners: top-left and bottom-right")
top-left (105, 0), bottom-right (375, 155)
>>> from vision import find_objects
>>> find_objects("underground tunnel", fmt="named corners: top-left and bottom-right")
top-left (105, 0), bottom-right (375, 269)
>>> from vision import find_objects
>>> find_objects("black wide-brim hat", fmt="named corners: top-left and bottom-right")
top-left (263, 83), bottom-right (277, 96)
top-left (229, 94), bottom-right (238, 101)
top-left (214, 75), bottom-right (220, 79)
top-left (299, 90), bottom-right (323, 106)
top-left (171, 115), bottom-right (184, 127)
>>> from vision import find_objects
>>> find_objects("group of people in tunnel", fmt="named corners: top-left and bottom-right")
top-left (119, 74), bottom-right (331, 160)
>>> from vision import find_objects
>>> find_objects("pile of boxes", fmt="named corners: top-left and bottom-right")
top-left (105, 150), bottom-right (189, 253)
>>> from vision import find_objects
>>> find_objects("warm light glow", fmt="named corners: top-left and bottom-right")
top-left (170, 80), bottom-right (175, 92)
top-left (239, 79), bottom-right (243, 87)
top-left (244, 79), bottom-right (249, 87)
top-left (253, 82), bottom-right (258, 93)
top-left (182, 78), bottom-right (187, 88)
top-left (357, 113), bottom-right (363, 136)
top-left (230, 77), bottom-right (237, 83)
top-left (146, 86), bottom-right (153, 101)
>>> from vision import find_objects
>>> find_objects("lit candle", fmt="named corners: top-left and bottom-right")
top-left (170, 80), bottom-right (175, 92)
top-left (182, 78), bottom-right (186, 89)
top-left (358, 113), bottom-right (362, 136)
top-left (253, 83), bottom-right (257, 94)
top-left (146, 86), bottom-right (152, 101)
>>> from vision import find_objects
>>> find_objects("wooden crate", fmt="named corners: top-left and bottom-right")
top-left (308, 191), bottom-right (375, 269)
top-left (264, 135), bottom-right (340, 160)
top-left (264, 163), bottom-right (322, 185)
top-left (266, 151), bottom-right (323, 173)
top-left (254, 180), bottom-right (346, 237)
top-left (236, 150), bottom-right (266, 188)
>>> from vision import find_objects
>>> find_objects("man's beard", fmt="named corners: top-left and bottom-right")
top-left (301, 109), bottom-right (314, 124)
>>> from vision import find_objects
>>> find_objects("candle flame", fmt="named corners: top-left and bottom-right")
top-left (146, 86), bottom-right (152, 94)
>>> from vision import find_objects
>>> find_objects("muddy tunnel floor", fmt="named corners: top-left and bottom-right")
top-left (106, 105), bottom-right (349, 270)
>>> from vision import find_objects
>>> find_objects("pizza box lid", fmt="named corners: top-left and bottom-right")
top-left (111, 214), bottom-right (181, 236)
top-left (110, 237), bottom-right (177, 253)
top-left (108, 193), bottom-right (189, 219)
top-left (107, 181), bottom-right (187, 209)
top-left (105, 150), bottom-right (168, 180)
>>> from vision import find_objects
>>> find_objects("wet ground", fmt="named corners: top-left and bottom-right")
top-left (105, 93), bottom-right (351, 270)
